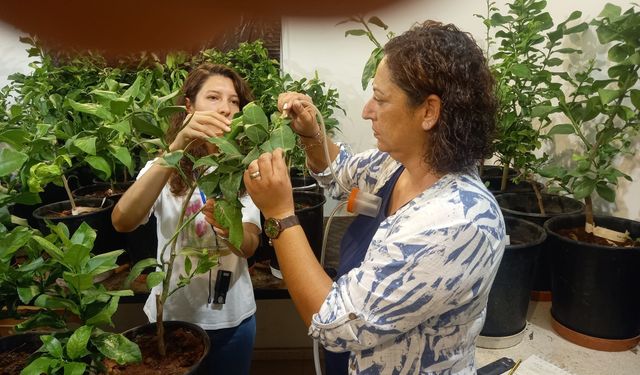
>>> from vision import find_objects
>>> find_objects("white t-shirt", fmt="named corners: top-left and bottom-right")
top-left (138, 159), bottom-right (260, 330)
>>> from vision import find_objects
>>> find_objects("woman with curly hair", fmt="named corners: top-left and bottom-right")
top-left (113, 63), bottom-right (261, 374)
top-left (242, 21), bottom-right (506, 374)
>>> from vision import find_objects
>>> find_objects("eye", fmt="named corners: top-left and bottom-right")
top-left (207, 95), bottom-right (220, 101)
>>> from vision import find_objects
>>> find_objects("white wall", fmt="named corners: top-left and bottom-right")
top-left (282, 0), bottom-right (640, 221)
top-left (0, 21), bottom-right (34, 89)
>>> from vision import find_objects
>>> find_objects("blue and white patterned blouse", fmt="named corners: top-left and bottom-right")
top-left (310, 146), bottom-right (506, 374)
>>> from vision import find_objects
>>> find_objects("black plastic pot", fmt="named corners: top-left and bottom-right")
top-left (478, 165), bottom-right (517, 179)
top-left (544, 214), bottom-right (640, 350)
top-left (73, 182), bottom-right (157, 264)
top-left (268, 191), bottom-right (326, 277)
top-left (32, 198), bottom-right (120, 254)
top-left (496, 193), bottom-right (585, 298)
top-left (72, 181), bottom-right (133, 203)
top-left (482, 176), bottom-right (544, 196)
top-left (290, 168), bottom-right (323, 193)
top-left (480, 216), bottom-right (546, 342)
top-left (8, 183), bottom-right (71, 228)
top-left (0, 332), bottom-right (43, 374)
top-left (123, 321), bottom-right (210, 374)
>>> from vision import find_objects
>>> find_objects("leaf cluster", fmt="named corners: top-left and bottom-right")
top-left (539, 3), bottom-right (640, 206)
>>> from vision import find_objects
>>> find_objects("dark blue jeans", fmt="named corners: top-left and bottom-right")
top-left (204, 314), bottom-right (256, 374)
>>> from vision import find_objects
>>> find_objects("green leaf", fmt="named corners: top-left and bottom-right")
top-left (598, 89), bottom-right (620, 105)
top-left (368, 16), bottom-right (389, 30)
top-left (93, 333), bottom-right (142, 365)
top-left (197, 173), bottom-right (220, 197)
top-left (220, 173), bottom-right (243, 202)
top-left (598, 3), bottom-right (621, 19)
top-left (109, 145), bottom-right (134, 172)
top-left (244, 124), bottom-right (269, 144)
top-left (596, 183), bottom-right (616, 202)
top-left (0, 147), bottom-right (28, 177)
top-left (531, 105), bottom-right (556, 118)
top-left (109, 97), bottom-right (132, 116)
top-left (573, 178), bottom-right (596, 200)
top-left (193, 156), bottom-right (218, 170)
top-left (20, 357), bottom-right (59, 375)
top-left (73, 137), bottom-right (97, 155)
top-left (208, 137), bottom-right (242, 157)
top-left (67, 99), bottom-right (114, 121)
top-left (510, 64), bottom-right (532, 78)
top-left (42, 334), bottom-right (64, 358)
top-left (162, 150), bottom-right (184, 167)
top-left (33, 236), bottom-right (64, 261)
top-left (86, 250), bottom-right (124, 276)
top-left (345, 29), bottom-right (368, 37)
top-left (70, 222), bottom-right (97, 249)
top-left (241, 147), bottom-right (261, 167)
top-left (34, 294), bottom-right (80, 315)
top-left (131, 113), bottom-right (164, 138)
top-left (85, 155), bottom-right (111, 181)
top-left (66, 325), bottom-right (92, 360)
top-left (158, 105), bottom-right (185, 118)
top-left (17, 285), bottom-right (41, 304)
top-left (63, 362), bottom-right (87, 375)
top-left (106, 119), bottom-right (131, 135)
top-left (125, 258), bottom-right (160, 288)
top-left (266, 126), bottom-right (296, 152)
top-left (242, 102), bottom-right (269, 129)
top-left (122, 75), bottom-right (143, 100)
top-left (0, 129), bottom-right (30, 148)
top-left (214, 199), bottom-right (243, 249)
top-left (147, 271), bottom-right (165, 288)
top-left (85, 295), bottom-right (119, 326)
top-left (630, 89), bottom-right (640, 110)
top-left (362, 48), bottom-right (383, 90)
top-left (547, 124), bottom-right (575, 136)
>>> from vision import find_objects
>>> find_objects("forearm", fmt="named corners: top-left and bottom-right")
top-left (302, 135), bottom-right (340, 174)
top-left (272, 226), bottom-right (333, 327)
top-left (112, 163), bottom-right (174, 232)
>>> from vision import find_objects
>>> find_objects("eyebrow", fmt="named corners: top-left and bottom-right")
top-left (204, 89), bottom-right (238, 99)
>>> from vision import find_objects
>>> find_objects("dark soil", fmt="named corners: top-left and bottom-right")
top-left (80, 187), bottom-right (127, 199)
top-left (106, 326), bottom-right (205, 375)
top-left (0, 342), bottom-right (38, 375)
top-left (556, 227), bottom-right (640, 247)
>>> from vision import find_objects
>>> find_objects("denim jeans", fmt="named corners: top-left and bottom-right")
top-left (204, 314), bottom-right (256, 374)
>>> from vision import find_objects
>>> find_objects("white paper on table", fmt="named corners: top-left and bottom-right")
top-left (506, 354), bottom-right (575, 375)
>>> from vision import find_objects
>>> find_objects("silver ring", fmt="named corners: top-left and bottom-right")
top-left (249, 170), bottom-right (261, 180)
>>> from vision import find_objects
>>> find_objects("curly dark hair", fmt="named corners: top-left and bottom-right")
top-left (167, 63), bottom-right (254, 195)
top-left (383, 20), bottom-right (496, 174)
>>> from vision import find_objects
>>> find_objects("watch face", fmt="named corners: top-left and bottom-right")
top-left (264, 218), bottom-right (281, 239)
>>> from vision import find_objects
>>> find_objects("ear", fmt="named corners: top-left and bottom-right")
top-left (420, 94), bottom-right (441, 131)
top-left (185, 97), bottom-right (193, 113)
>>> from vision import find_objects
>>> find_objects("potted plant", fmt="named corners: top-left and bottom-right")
top-left (477, 0), bottom-right (588, 196)
top-left (103, 101), bottom-right (298, 372)
top-left (0, 221), bottom-right (142, 374)
top-left (540, 3), bottom-right (640, 351)
top-left (475, 0), bottom-right (590, 301)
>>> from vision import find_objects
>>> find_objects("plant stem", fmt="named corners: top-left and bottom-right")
top-left (61, 175), bottom-right (76, 212)
top-left (585, 195), bottom-right (594, 227)
top-left (156, 181), bottom-right (198, 356)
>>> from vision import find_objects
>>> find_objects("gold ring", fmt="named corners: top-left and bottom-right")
top-left (249, 171), bottom-right (261, 180)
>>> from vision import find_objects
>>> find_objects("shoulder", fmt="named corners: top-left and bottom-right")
top-left (395, 172), bottom-right (504, 242)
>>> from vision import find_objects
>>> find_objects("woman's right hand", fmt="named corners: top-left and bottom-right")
top-left (277, 92), bottom-right (320, 138)
top-left (169, 111), bottom-right (232, 152)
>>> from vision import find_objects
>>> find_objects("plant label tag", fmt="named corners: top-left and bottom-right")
top-left (214, 270), bottom-right (232, 304)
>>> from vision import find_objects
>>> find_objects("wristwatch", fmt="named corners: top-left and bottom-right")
top-left (264, 215), bottom-right (300, 246)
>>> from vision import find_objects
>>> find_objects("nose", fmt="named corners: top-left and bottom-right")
top-left (218, 101), bottom-right (231, 118)
top-left (362, 98), bottom-right (375, 120)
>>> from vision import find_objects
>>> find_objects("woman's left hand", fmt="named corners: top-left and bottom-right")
top-left (244, 148), bottom-right (295, 219)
